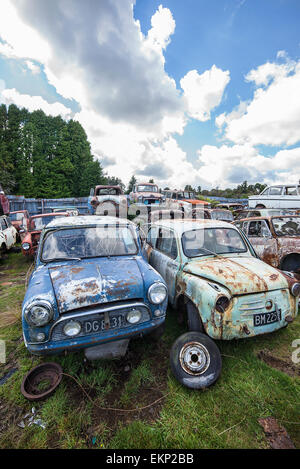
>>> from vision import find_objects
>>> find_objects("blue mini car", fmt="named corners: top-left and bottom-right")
top-left (22, 216), bottom-right (168, 360)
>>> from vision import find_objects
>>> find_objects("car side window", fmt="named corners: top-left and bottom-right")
top-left (156, 228), bottom-right (178, 260)
top-left (269, 186), bottom-right (283, 196)
top-left (147, 226), bottom-right (158, 247)
top-left (1, 218), bottom-right (7, 230)
top-left (248, 220), bottom-right (271, 238)
top-left (286, 186), bottom-right (297, 195)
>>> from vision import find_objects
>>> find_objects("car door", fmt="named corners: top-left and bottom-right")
top-left (4, 217), bottom-right (16, 248)
top-left (246, 219), bottom-right (278, 267)
top-left (281, 186), bottom-right (300, 209)
top-left (146, 226), bottom-right (180, 303)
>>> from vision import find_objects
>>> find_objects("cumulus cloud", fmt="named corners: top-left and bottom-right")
top-left (180, 66), bottom-right (230, 121)
top-left (217, 54), bottom-right (300, 147)
top-left (197, 143), bottom-right (300, 188)
top-left (0, 88), bottom-right (72, 119)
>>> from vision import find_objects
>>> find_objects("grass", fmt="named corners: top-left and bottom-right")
top-left (0, 250), bottom-right (299, 449)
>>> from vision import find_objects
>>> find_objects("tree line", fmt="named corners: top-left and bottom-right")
top-left (0, 104), bottom-right (110, 198)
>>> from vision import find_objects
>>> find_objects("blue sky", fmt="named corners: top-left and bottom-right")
top-left (0, 0), bottom-right (300, 189)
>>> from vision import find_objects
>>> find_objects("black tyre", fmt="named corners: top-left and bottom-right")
top-left (170, 332), bottom-right (222, 389)
top-left (187, 301), bottom-right (203, 332)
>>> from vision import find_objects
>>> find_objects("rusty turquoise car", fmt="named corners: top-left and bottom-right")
top-left (22, 216), bottom-right (167, 360)
top-left (145, 219), bottom-right (300, 389)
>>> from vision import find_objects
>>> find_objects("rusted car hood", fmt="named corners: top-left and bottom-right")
top-left (183, 257), bottom-right (288, 295)
top-left (49, 258), bottom-right (144, 313)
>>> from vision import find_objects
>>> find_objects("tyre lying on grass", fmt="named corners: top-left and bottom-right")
top-left (170, 332), bottom-right (222, 389)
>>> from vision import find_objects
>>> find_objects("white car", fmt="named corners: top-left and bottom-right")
top-left (248, 184), bottom-right (300, 209)
top-left (0, 215), bottom-right (17, 255)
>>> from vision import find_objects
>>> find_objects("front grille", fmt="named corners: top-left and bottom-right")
top-left (50, 303), bottom-right (150, 342)
top-left (237, 289), bottom-right (290, 317)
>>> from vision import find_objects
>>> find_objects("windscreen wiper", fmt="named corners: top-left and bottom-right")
top-left (43, 257), bottom-right (81, 263)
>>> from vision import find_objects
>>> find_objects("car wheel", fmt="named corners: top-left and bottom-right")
top-left (170, 332), bottom-right (222, 389)
top-left (187, 300), bottom-right (203, 332)
top-left (255, 204), bottom-right (265, 209)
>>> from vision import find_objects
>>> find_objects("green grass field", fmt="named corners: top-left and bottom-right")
top-left (0, 250), bottom-right (299, 449)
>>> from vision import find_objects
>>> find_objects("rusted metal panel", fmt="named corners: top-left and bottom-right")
top-left (146, 219), bottom-right (299, 341)
top-left (22, 216), bottom-right (168, 358)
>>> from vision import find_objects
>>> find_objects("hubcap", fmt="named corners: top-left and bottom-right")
top-left (179, 341), bottom-right (210, 375)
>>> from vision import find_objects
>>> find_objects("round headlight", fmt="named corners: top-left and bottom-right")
top-left (126, 309), bottom-right (142, 324)
top-left (25, 301), bottom-right (53, 326)
top-left (216, 296), bottom-right (230, 313)
top-left (291, 282), bottom-right (300, 297)
top-left (148, 283), bottom-right (167, 304)
top-left (63, 320), bottom-right (81, 337)
top-left (22, 243), bottom-right (30, 250)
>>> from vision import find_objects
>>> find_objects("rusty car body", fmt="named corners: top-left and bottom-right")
top-left (21, 212), bottom-right (70, 257)
top-left (144, 218), bottom-right (299, 388)
top-left (164, 190), bottom-right (210, 215)
top-left (0, 215), bottom-right (17, 256)
top-left (248, 184), bottom-right (300, 209)
top-left (234, 215), bottom-right (300, 274)
top-left (22, 216), bottom-right (168, 359)
top-left (88, 185), bottom-right (127, 218)
top-left (129, 182), bottom-right (163, 205)
top-left (233, 208), bottom-right (297, 220)
top-left (9, 210), bottom-right (30, 241)
top-left (0, 185), bottom-right (9, 216)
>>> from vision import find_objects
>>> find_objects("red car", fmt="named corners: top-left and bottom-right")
top-left (22, 212), bottom-right (70, 257)
top-left (9, 210), bottom-right (30, 241)
top-left (0, 185), bottom-right (9, 215)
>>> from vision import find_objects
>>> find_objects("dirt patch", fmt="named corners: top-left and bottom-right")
top-left (257, 349), bottom-right (300, 378)
top-left (258, 417), bottom-right (296, 449)
top-left (63, 338), bottom-right (170, 447)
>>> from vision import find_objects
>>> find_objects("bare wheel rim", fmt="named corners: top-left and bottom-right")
top-left (179, 341), bottom-right (210, 375)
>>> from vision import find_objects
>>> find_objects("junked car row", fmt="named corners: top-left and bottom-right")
top-left (21, 212), bottom-right (300, 390)
top-left (1, 181), bottom-right (300, 390)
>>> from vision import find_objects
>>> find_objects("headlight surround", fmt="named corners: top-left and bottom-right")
top-left (22, 243), bottom-right (30, 250)
top-left (126, 309), bottom-right (142, 324)
top-left (148, 282), bottom-right (167, 305)
top-left (291, 282), bottom-right (300, 297)
top-left (63, 320), bottom-right (81, 337)
top-left (216, 296), bottom-right (231, 313)
top-left (25, 300), bottom-right (53, 327)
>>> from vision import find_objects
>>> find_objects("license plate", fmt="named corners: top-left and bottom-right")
top-left (83, 315), bottom-right (123, 334)
top-left (253, 310), bottom-right (281, 327)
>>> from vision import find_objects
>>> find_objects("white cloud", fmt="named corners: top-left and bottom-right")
top-left (218, 55), bottom-right (300, 147)
top-left (0, 1), bottom-right (231, 188)
top-left (25, 60), bottom-right (41, 75)
top-left (145, 4), bottom-right (176, 57)
top-left (0, 88), bottom-right (72, 119)
top-left (196, 143), bottom-right (300, 188)
top-left (180, 66), bottom-right (230, 121)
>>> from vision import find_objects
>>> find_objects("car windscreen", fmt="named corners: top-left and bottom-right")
top-left (41, 225), bottom-right (138, 261)
top-left (182, 228), bottom-right (248, 258)
top-left (210, 210), bottom-right (233, 221)
top-left (137, 185), bottom-right (158, 192)
top-left (10, 212), bottom-right (24, 221)
top-left (271, 217), bottom-right (300, 237)
top-left (96, 188), bottom-right (121, 195)
top-left (30, 215), bottom-right (65, 231)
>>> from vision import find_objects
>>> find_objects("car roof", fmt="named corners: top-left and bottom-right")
top-left (152, 218), bottom-right (237, 233)
top-left (236, 215), bottom-right (300, 222)
top-left (30, 212), bottom-right (69, 219)
top-left (44, 215), bottom-right (137, 229)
